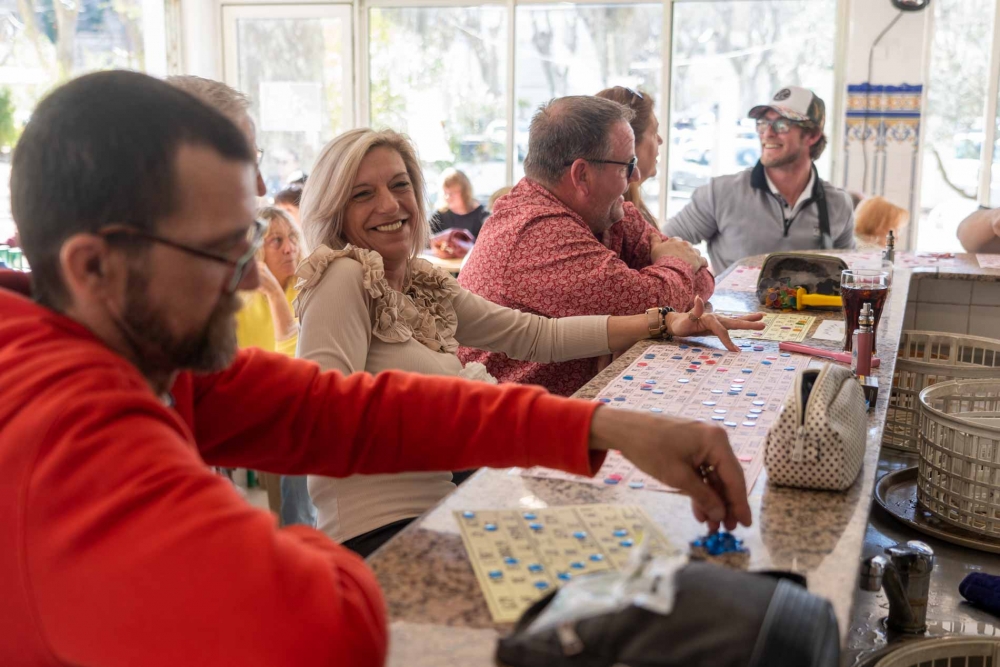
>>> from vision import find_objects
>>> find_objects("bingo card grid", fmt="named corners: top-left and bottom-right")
top-left (455, 505), bottom-right (677, 623)
top-left (520, 341), bottom-right (811, 493)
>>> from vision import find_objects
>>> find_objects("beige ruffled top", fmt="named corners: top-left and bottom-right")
top-left (295, 244), bottom-right (460, 354)
top-left (293, 243), bottom-right (612, 544)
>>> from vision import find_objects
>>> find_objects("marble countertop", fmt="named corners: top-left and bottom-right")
top-left (369, 252), bottom-right (1000, 666)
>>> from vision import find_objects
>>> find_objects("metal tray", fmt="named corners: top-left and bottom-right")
top-left (874, 466), bottom-right (1000, 554)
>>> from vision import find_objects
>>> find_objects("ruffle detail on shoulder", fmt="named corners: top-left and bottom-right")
top-left (294, 245), bottom-right (461, 352)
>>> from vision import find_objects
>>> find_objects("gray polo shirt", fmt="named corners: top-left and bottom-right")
top-left (663, 162), bottom-right (855, 273)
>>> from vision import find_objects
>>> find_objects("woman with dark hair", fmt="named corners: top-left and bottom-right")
top-left (595, 86), bottom-right (662, 228)
top-left (274, 177), bottom-right (306, 224)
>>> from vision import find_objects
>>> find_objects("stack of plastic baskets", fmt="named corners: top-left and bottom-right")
top-left (883, 331), bottom-right (1000, 452)
top-left (917, 379), bottom-right (1000, 538)
top-left (873, 637), bottom-right (1000, 667)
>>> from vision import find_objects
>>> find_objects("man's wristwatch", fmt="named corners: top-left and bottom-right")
top-left (645, 306), bottom-right (675, 340)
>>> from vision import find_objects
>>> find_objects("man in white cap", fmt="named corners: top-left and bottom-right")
top-left (663, 86), bottom-right (855, 273)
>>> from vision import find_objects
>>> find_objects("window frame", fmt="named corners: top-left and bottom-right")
top-left (219, 0), bottom-right (850, 224)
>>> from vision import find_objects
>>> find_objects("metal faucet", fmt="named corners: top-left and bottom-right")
top-left (860, 540), bottom-right (935, 634)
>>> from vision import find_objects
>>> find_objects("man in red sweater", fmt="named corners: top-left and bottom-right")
top-left (0, 71), bottom-right (751, 667)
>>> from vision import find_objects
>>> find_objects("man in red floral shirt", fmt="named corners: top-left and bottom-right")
top-left (459, 96), bottom-right (716, 396)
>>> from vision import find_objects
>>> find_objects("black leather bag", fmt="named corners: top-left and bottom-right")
top-left (495, 562), bottom-right (839, 667)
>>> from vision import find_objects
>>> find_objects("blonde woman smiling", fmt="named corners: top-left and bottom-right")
top-left (295, 129), bottom-right (763, 556)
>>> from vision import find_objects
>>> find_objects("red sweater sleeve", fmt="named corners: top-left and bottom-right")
top-left (188, 348), bottom-right (604, 477)
top-left (29, 393), bottom-right (387, 667)
top-left (29, 352), bottom-right (602, 666)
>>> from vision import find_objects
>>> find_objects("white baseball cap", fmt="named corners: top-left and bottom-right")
top-left (748, 86), bottom-right (825, 130)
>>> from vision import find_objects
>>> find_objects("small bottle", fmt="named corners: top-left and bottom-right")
top-left (883, 230), bottom-right (896, 264)
top-left (881, 230), bottom-right (895, 286)
top-left (852, 302), bottom-right (874, 377)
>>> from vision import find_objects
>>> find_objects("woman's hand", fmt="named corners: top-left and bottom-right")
top-left (666, 296), bottom-right (766, 352)
top-left (256, 261), bottom-right (284, 299)
top-left (589, 408), bottom-right (752, 532)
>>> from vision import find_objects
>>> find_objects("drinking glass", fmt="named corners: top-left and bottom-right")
top-left (841, 269), bottom-right (889, 353)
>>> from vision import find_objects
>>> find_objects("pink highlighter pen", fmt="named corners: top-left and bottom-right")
top-left (777, 341), bottom-right (881, 368)
top-left (851, 303), bottom-right (875, 376)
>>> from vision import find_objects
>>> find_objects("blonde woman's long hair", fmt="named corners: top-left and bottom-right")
top-left (438, 168), bottom-right (476, 213)
top-left (299, 128), bottom-right (429, 260)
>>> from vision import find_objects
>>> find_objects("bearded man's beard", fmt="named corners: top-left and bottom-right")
top-left (120, 266), bottom-right (242, 374)
top-left (761, 147), bottom-right (803, 169)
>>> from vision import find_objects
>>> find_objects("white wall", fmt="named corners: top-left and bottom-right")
top-left (842, 0), bottom-right (933, 235)
top-left (181, 0), bottom-right (221, 79)
top-left (906, 278), bottom-right (1000, 336)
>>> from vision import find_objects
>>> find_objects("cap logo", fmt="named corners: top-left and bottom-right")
top-left (774, 88), bottom-right (792, 101)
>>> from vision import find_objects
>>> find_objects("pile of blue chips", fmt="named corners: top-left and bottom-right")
top-left (690, 531), bottom-right (748, 556)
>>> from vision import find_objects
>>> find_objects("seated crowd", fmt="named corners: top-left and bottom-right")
top-left (0, 69), bottom-right (756, 667)
top-left (0, 67), bottom-right (929, 667)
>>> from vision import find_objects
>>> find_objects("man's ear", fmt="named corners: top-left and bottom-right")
top-left (59, 234), bottom-right (122, 305)
top-left (804, 128), bottom-right (822, 149)
top-left (567, 159), bottom-right (592, 196)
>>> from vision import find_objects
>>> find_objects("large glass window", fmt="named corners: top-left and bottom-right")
top-left (513, 3), bottom-right (663, 213)
top-left (1, 0), bottom-right (147, 248)
top-left (919, 0), bottom-right (995, 251)
top-left (224, 5), bottom-right (353, 196)
top-left (666, 0), bottom-right (837, 219)
top-left (369, 6), bottom-right (508, 212)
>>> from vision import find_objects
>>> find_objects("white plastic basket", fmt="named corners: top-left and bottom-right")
top-left (918, 380), bottom-right (1000, 538)
top-left (874, 637), bottom-right (1000, 667)
top-left (883, 331), bottom-right (1000, 452)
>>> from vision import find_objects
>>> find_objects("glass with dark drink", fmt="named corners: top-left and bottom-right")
top-left (841, 269), bottom-right (889, 352)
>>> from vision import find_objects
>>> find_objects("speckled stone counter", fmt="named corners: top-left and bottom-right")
top-left (368, 251), bottom-right (1000, 667)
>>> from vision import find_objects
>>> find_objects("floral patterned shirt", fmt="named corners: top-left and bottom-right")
top-left (458, 178), bottom-right (716, 396)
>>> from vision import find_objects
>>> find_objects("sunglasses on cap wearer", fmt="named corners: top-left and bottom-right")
top-left (98, 219), bottom-right (266, 294)
top-left (563, 155), bottom-right (639, 180)
top-left (755, 117), bottom-right (811, 135)
top-left (622, 86), bottom-right (644, 101)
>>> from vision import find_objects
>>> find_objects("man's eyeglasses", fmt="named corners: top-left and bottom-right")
top-left (256, 148), bottom-right (265, 166)
top-left (563, 155), bottom-right (638, 180)
top-left (98, 219), bottom-right (266, 294)
top-left (755, 118), bottom-right (806, 135)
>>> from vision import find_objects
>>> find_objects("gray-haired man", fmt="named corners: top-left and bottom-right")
top-left (459, 95), bottom-right (716, 397)
top-left (663, 86), bottom-right (855, 273)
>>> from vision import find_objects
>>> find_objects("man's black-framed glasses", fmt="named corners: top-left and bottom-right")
top-left (755, 117), bottom-right (806, 135)
top-left (99, 219), bottom-right (266, 294)
top-left (563, 155), bottom-right (638, 180)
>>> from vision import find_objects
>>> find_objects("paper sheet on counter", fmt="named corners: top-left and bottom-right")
top-left (812, 320), bottom-right (845, 342)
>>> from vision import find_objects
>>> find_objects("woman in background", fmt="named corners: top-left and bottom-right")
top-left (853, 196), bottom-right (908, 250)
top-left (429, 168), bottom-right (490, 237)
top-left (274, 173), bottom-right (307, 224)
top-left (596, 86), bottom-right (663, 228)
top-left (235, 206), bottom-right (316, 527)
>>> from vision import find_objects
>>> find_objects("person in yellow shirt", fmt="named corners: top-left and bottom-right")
top-left (235, 206), bottom-right (316, 526)
top-left (236, 206), bottom-right (301, 354)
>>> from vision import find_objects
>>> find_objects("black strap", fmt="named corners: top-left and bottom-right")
top-left (776, 166), bottom-right (831, 249)
top-left (811, 166), bottom-right (832, 249)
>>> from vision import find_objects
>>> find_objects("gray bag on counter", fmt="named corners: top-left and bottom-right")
top-left (495, 560), bottom-right (839, 667)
